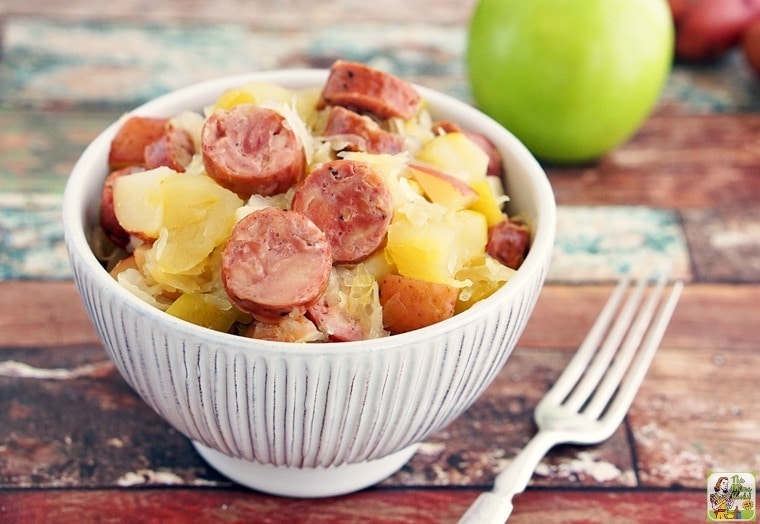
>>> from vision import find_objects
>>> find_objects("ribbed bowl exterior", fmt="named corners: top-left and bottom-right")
top-left (69, 250), bottom-right (548, 468)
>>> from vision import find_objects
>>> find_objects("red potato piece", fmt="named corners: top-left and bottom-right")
top-left (292, 159), bottom-right (394, 263)
top-left (432, 120), bottom-right (504, 177)
top-left (144, 123), bottom-right (195, 172)
top-left (202, 105), bottom-right (305, 198)
top-left (486, 219), bottom-right (531, 270)
top-left (674, 0), bottom-right (760, 62)
top-left (100, 165), bottom-right (144, 248)
top-left (221, 207), bottom-right (332, 323)
top-left (317, 60), bottom-right (422, 120)
top-left (379, 274), bottom-right (459, 334)
top-left (323, 106), bottom-right (405, 154)
top-left (108, 116), bottom-right (168, 170)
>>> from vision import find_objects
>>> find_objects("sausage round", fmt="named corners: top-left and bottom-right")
top-left (108, 116), bottom-right (168, 170)
top-left (202, 105), bottom-right (305, 198)
top-left (144, 122), bottom-right (195, 172)
top-left (100, 165), bottom-right (144, 248)
top-left (221, 207), bottom-right (332, 323)
top-left (323, 106), bottom-right (405, 154)
top-left (486, 220), bottom-right (531, 270)
top-left (317, 60), bottom-right (421, 120)
top-left (292, 159), bottom-right (393, 264)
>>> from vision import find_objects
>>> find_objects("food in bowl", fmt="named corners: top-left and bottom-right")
top-left (94, 60), bottom-right (531, 342)
top-left (63, 66), bottom-right (555, 497)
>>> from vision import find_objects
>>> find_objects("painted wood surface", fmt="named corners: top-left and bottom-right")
top-left (1, 1), bottom-right (759, 522)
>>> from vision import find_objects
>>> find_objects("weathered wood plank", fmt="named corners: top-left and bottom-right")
top-left (0, 281), bottom-right (100, 348)
top-left (0, 488), bottom-right (707, 523)
top-left (5, 342), bottom-right (757, 492)
top-left (547, 114), bottom-right (760, 208)
top-left (521, 283), bottom-right (760, 351)
top-left (630, 346), bottom-right (760, 489)
top-left (0, 345), bottom-right (635, 490)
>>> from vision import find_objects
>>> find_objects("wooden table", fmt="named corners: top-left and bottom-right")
top-left (1, 2), bottom-right (759, 522)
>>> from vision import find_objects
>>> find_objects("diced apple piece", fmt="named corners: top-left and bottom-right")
top-left (409, 164), bottom-right (478, 211)
top-left (415, 132), bottom-right (489, 184)
top-left (165, 293), bottom-right (239, 332)
top-left (385, 209), bottom-right (488, 286)
top-left (468, 179), bottom-right (506, 227)
top-left (113, 167), bottom-right (174, 239)
top-left (108, 116), bottom-right (168, 170)
top-left (379, 273), bottom-right (458, 333)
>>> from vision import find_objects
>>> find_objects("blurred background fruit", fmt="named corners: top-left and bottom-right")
top-left (467, 0), bottom-right (674, 164)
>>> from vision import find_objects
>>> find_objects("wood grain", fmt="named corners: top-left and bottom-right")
top-left (547, 114), bottom-right (760, 208)
top-left (0, 488), bottom-right (706, 523)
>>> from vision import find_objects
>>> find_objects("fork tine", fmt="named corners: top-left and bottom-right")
top-left (582, 273), bottom-right (670, 419)
top-left (600, 279), bottom-right (683, 426)
top-left (539, 274), bottom-right (632, 408)
top-left (560, 275), bottom-right (652, 413)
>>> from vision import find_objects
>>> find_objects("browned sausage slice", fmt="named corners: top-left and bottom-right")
top-left (292, 159), bottom-right (393, 264)
top-left (317, 60), bottom-right (421, 120)
top-left (202, 105), bottom-right (305, 198)
top-left (108, 116), bottom-right (168, 170)
top-left (323, 106), bottom-right (405, 154)
top-left (221, 207), bottom-right (332, 323)
top-left (306, 295), bottom-right (364, 342)
top-left (100, 165), bottom-right (144, 248)
top-left (486, 220), bottom-right (531, 270)
top-left (144, 123), bottom-right (195, 172)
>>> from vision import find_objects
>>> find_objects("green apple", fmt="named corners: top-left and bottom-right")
top-left (467, 0), bottom-right (674, 164)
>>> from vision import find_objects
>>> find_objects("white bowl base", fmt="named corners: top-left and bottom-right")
top-left (192, 441), bottom-right (420, 498)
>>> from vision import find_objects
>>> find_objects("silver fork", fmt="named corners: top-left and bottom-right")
top-left (459, 273), bottom-right (684, 524)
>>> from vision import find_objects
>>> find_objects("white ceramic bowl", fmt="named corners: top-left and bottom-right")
top-left (63, 69), bottom-right (556, 498)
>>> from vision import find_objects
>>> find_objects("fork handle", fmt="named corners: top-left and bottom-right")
top-left (459, 431), bottom-right (558, 523)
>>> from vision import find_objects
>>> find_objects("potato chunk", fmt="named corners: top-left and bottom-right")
top-left (385, 209), bottom-right (487, 286)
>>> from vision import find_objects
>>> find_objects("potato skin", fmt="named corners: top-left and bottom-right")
top-left (379, 274), bottom-right (458, 334)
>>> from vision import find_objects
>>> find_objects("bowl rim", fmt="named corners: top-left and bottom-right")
top-left (63, 68), bottom-right (556, 356)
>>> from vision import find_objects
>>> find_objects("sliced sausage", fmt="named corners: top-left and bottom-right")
top-left (202, 105), bottom-right (305, 198)
top-left (486, 219), bottom-right (531, 270)
top-left (433, 120), bottom-right (504, 177)
top-left (323, 106), bottom-right (405, 154)
top-left (292, 159), bottom-right (393, 263)
top-left (306, 295), bottom-right (364, 342)
top-left (317, 60), bottom-right (421, 120)
top-left (221, 207), bottom-right (332, 323)
top-left (144, 123), bottom-right (195, 172)
top-left (244, 314), bottom-right (325, 343)
top-left (108, 116), bottom-right (168, 170)
top-left (100, 166), bottom-right (144, 248)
